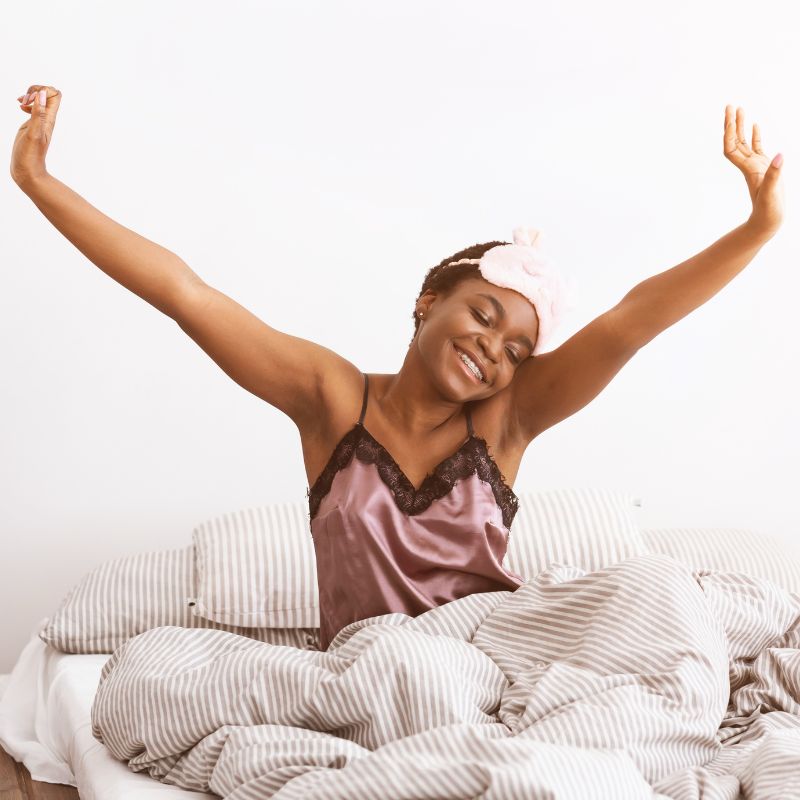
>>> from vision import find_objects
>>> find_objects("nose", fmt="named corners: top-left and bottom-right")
top-left (478, 333), bottom-right (502, 365)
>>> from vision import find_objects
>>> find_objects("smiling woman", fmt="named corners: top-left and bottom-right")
top-left (405, 235), bottom-right (559, 402)
top-left (410, 239), bottom-right (537, 354)
top-left (8, 133), bottom-right (576, 648)
top-left (410, 227), bottom-right (572, 358)
top-left (11, 85), bottom-right (786, 661)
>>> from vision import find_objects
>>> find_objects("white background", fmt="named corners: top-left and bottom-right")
top-left (1, 0), bottom-right (798, 673)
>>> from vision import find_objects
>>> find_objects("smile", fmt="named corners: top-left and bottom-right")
top-left (454, 345), bottom-right (485, 383)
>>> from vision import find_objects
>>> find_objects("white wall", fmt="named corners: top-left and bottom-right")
top-left (2, 0), bottom-right (798, 673)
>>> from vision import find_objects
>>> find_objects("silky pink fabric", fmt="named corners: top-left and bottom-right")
top-left (311, 458), bottom-right (525, 651)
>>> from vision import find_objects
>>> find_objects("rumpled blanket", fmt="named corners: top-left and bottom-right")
top-left (90, 554), bottom-right (800, 799)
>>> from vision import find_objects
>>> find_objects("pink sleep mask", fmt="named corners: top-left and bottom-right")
top-left (445, 226), bottom-right (575, 356)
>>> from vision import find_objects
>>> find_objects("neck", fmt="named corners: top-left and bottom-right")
top-left (378, 348), bottom-right (465, 437)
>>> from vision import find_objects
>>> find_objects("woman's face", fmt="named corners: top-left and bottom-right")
top-left (414, 277), bottom-right (539, 398)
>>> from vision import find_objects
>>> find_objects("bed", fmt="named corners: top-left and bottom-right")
top-left (0, 624), bottom-right (217, 800)
top-left (3, 489), bottom-right (800, 799)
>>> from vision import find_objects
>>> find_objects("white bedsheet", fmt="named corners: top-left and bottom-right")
top-left (0, 618), bottom-right (216, 799)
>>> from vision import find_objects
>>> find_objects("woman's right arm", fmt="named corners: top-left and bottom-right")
top-left (12, 86), bottom-right (347, 429)
top-left (18, 174), bottom-right (347, 428)
top-left (18, 173), bottom-right (202, 318)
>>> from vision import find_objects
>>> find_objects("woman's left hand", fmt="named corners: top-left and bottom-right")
top-left (724, 105), bottom-right (785, 241)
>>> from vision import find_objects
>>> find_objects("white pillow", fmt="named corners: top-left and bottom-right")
top-left (640, 527), bottom-right (800, 595)
top-left (189, 488), bottom-right (646, 630)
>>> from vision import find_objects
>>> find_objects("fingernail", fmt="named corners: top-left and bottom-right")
top-left (773, 153), bottom-right (783, 168)
top-left (38, 89), bottom-right (46, 105)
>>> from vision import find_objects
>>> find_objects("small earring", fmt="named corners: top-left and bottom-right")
top-left (419, 312), bottom-right (424, 318)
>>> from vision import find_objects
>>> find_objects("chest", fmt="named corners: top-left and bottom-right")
top-left (300, 371), bottom-right (525, 517)
top-left (308, 422), bottom-right (521, 529)
top-left (300, 394), bottom-right (524, 491)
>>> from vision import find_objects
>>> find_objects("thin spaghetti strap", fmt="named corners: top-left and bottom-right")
top-left (358, 373), bottom-right (369, 425)
top-left (465, 403), bottom-right (474, 437)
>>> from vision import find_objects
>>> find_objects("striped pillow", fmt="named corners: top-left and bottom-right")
top-left (38, 546), bottom-right (319, 654)
top-left (504, 488), bottom-right (647, 576)
top-left (188, 488), bottom-right (646, 630)
top-left (640, 528), bottom-right (800, 595)
top-left (189, 503), bottom-right (319, 629)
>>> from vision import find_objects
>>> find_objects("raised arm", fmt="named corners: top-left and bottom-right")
top-left (610, 105), bottom-right (784, 349)
top-left (509, 105), bottom-right (785, 445)
top-left (15, 172), bottom-right (202, 318)
top-left (169, 281), bottom-right (350, 426)
top-left (12, 85), bottom-right (203, 318)
top-left (11, 84), bottom-right (342, 429)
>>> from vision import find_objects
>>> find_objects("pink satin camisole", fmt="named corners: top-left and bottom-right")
top-left (306, 372), bottom-right (525, 651)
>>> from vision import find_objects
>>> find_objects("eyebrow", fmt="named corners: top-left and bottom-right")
top-left (476, 293), bottom-right (535, 352)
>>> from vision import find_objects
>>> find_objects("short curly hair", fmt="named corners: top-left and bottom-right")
top-left (409, 240), bottom-right (509, 347)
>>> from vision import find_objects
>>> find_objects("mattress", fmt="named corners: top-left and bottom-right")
top-left (0, 619), bottom-right (217, 800)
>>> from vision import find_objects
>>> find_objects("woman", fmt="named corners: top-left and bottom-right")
top-left (11, 86), bottom-right (785, 651)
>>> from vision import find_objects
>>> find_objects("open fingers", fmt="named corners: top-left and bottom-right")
top-left (752, 122), bottom-right (764, 155)
top-left (724, 105), bottom-right (755, 163)
top-left (735, 107), bottom-right (752, 155)
top-left (723, 105), bottom-right (742, 161)
top-left (735, 107), bottom-right (746, 145)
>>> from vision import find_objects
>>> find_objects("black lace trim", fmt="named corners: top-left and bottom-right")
top-left (306, 423), bottom-right (519, 531)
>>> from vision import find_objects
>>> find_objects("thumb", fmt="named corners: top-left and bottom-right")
top-left (764, 152), bottom-right (784, 182)
top-left (32, 88), bottom-right (60, 143)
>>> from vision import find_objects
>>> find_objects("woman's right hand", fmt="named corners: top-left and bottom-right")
top-left (10, 84), bottom-right (62, 187)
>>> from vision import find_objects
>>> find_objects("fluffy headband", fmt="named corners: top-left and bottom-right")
top-left (445, 226), bottom-right (574, 356)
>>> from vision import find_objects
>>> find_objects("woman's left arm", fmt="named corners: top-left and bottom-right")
top-left (617, 105), bottom-right (785, 349)
top-left (508, 106), bottom-right (786, 445)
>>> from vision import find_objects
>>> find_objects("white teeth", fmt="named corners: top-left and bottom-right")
top-left (458, 350), bottom-right (483, 381)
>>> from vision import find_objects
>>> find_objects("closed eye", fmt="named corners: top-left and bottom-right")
top-left (471, 309), bottom-right (522, 365)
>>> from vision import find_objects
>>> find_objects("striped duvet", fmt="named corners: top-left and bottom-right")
top-left (90, 554), bottom-right (800, 799)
